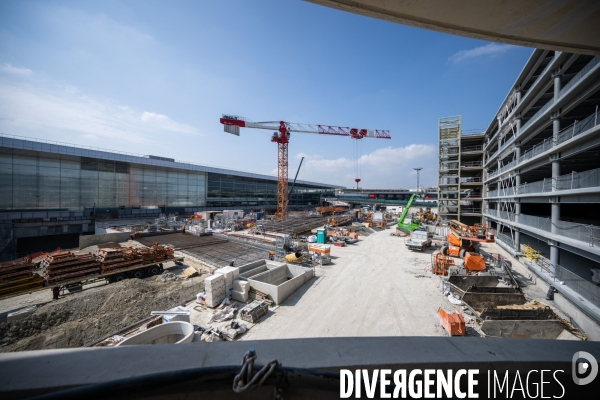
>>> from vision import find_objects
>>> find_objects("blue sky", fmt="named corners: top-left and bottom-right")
top-left (0, 0), bottom-right (532, 189)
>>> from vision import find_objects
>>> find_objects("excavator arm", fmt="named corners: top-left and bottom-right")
top-left (397, 193), bottom-right (421, 227)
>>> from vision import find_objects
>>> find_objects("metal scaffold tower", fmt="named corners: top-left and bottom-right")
top-left (438, 116), bottom-right (461, 222)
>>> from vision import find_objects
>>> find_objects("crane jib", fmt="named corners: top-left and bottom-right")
top-left (219, 116), bottom-right (390, 139)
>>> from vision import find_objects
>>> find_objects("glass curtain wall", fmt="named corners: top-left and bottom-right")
top-left (206, 173), bottom-right (333, 207)
top-left (0, 151), bottom-right (206, 210)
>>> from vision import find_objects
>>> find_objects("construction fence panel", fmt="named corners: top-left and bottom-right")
top-left (517, 214), bottom-right (551, 232)
top-left (555, 167), bottom-right (600, 191)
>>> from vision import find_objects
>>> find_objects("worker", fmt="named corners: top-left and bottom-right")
top-left (229, 260), bottom-right (235, 267)
top-left (52, 287), bottom-right (60, 300)
top-left (268, 251), bottom-right (275, 261)
top-left (130, 233), bottom-right (135, 240)
top-left (182, 225), bottom-right (186, 235)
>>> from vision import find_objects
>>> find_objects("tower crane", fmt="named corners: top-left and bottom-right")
top-left (220, 115), bottom-right (391, 220)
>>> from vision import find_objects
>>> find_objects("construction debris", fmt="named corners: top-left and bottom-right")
top-left (181, 267), bottom-right (199, 279)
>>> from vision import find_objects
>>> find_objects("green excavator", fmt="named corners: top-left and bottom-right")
top-left (396, 193), bottom-right (422, 234)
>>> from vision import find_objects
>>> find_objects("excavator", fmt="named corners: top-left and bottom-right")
top-left (396, 193), bottom-right (422, 234)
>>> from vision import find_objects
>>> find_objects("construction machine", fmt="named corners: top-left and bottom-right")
top-left (449, 220), bottom-right (494, 243)
top-left (431, 251), bottom-right (455, 275)
top-left (396, 193), bottom-right (422, 234)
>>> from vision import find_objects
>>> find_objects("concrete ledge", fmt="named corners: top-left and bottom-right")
top-left (1, 337), bottom-right (599, 395)
top-left (522, 259), bottom-right (600, 340)
top-left (79, 232), bottom-right (132, 249)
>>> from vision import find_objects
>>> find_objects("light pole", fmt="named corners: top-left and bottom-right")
top-left (414, 167), bottom-right (423, 192)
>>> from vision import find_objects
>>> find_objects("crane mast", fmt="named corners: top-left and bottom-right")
top-left (220, 115), bottom-right (390, 220)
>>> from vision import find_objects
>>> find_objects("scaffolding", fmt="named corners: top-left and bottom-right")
top-left (438, 116), bottom-right (461, 222)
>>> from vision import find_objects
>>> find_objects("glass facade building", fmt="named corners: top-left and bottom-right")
top-left (0, 136), bottom-right (339, 217)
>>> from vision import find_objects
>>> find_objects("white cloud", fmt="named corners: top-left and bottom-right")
top-left (140, 111), bottom-right (197, 134)
top-left (288, 144), bottom-right (436, 188)
top-left (448, 43), bottom-right (515, 64)
top-left (0, 80), bottom-right (201, 144)
top-left (0, 63), bottom-right (33, 76)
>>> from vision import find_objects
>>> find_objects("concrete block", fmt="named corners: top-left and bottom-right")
top-left (231, 289), bottom-right (249, 302)
top-left (206, 291), bottom-right (226, 308)
top-left (215, 267), bottom-right (236, 285)
top-left (233, 279), bottom-right (250, 292)
top-left (204, 273), bottom-right (225, 289)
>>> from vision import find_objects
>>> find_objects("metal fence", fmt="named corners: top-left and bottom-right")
top-left (460, 208), bottom-right (482, 214)
top-left (556, 167), bottom-right (600, 191)
top-left (521, 136), bottom-right (555, 163)
top-left (555, 264), bottom-right (600, 309)
top-left (517, 166), bottom-right (600, 195)
top-left (517, 213), bottom-right (551, 231)
top-left (557, 108), bottom-right (600, 145)
top-left (518, 179), bottom-right (550, 194)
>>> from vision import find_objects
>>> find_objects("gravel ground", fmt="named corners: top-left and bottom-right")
top-left (242, 229), bottom-right (455, 339)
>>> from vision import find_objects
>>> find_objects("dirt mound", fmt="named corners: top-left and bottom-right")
top-left (0, 276), bottom-right (202, 352)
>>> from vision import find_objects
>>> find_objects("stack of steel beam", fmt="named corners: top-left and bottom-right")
top-left (41, 251), bottom-right (101, 286)
top-left (98, 247), bottom-right (143, 274)
top-left (0, 256), bottom-right (44, 297)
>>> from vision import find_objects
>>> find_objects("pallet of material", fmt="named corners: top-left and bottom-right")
top-left (248, 288), bottom-right (274, 306)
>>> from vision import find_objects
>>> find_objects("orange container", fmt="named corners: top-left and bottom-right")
top-left (438, 307), bottom-right (465, 336)
top-left (463, 252), bottom-right (486, 272)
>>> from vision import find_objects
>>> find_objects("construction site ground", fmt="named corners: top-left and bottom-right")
top-left (239, 229), bottom-right (568, 340)
top-left (0, 227), bottom-right (578, 352)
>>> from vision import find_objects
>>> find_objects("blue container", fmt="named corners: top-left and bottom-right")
top-left (316, 229), bottom-right (325, 244)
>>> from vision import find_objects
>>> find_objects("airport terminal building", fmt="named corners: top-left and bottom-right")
top-left (0, 135), bottom-right (339, 256)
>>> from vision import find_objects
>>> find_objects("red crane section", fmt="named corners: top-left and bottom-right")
top-left (220, 115), bottom-right (391, 220)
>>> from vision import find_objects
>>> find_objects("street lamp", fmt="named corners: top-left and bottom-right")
top-left (414, 167), bottom-right (423, 192)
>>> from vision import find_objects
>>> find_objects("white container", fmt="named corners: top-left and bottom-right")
top-left (117, 322), bottom-right (195, 346)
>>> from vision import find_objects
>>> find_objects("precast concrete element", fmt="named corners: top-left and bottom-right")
top-left (480, 319), bottom-right (567, 339)
top-left (241, 260), bottom-right (314, 305)
top-left (446, 275), bottom-right (502, 295)
top-left (117, 321), bottom-right (194, 346)
top-left (461, 292), bottom-right (527, 310)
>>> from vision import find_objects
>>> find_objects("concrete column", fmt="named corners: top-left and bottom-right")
top-left (554, 74), bottom-right (561, 101)
top-left (515, 144), bottom-right (521, 163)
top-left (515, 201), bottom-right (521, 224)
top-left (516, 118), bottom-right (521, 136)
top-left (516, 89), bottom-right (522, 105)
top-left (550, 242), bottom-right (559, 274)
top-left (514, 230), bottom-right (521, 250)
